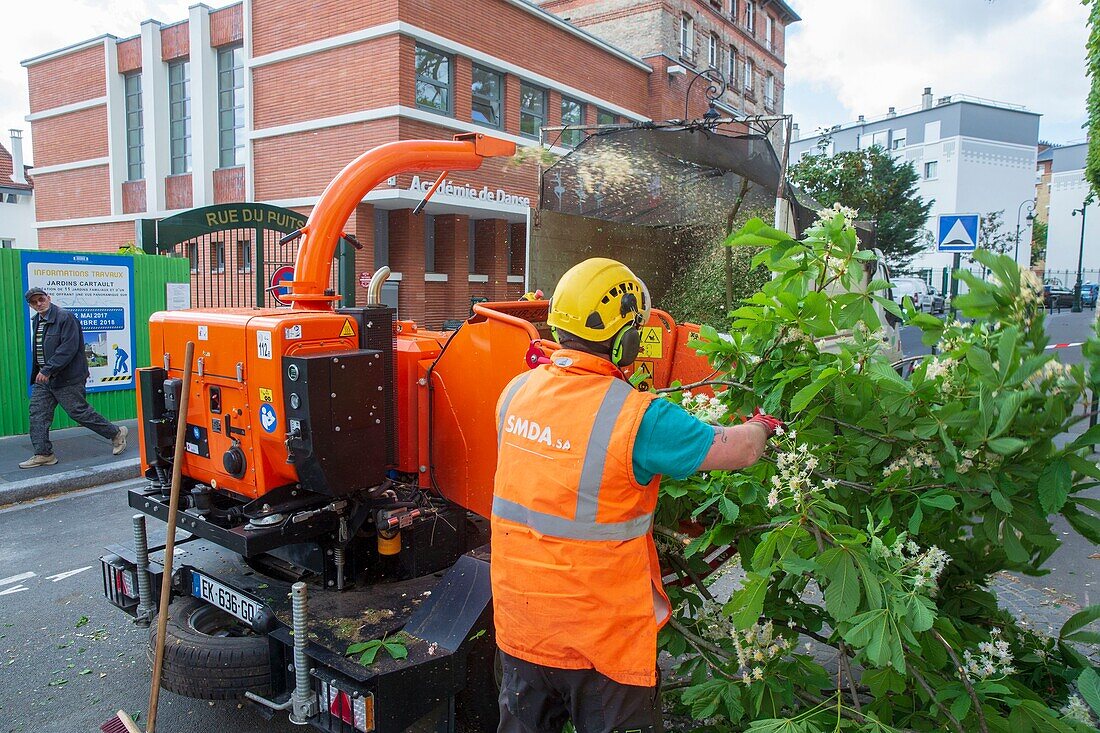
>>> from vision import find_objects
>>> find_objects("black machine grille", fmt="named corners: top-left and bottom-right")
top-left (341, 307), bottom-right (397, 466)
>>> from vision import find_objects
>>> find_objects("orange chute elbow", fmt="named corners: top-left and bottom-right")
top-left (288, 134), bottom-right (517, 309)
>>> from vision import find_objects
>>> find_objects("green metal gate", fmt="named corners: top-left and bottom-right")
top-left (137, 203), bottom-right (355, 308)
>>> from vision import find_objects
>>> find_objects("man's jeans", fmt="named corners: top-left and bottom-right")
top-left (29, 381), bottom-right (119, 455)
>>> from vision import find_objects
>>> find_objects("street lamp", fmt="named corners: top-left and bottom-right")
top-left (684, 66), bottom-right (727, 123)
top-left (1013, 199), bottom-right (1035, 265)
top-left (1071, 200), bottom-right (1088, 313)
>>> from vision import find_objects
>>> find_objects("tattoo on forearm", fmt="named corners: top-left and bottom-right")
top-left (712, 426), bottom-right (729, 444)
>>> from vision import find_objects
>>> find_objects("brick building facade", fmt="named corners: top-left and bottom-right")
top-left (23, 0), bottom-right (797, 328)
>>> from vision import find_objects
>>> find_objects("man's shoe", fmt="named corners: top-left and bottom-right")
top-left (19, 454), bottom-right (58, 469)
top-left (112, 425), bottom-right (128, 456)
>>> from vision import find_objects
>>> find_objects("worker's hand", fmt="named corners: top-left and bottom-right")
top-left (35, 372), bottom-right (49, 385)
top-left (744, 407), bottom-right (785, 438)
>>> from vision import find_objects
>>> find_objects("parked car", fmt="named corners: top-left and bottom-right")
top-left (926, 285), bottom-right (946, 315)
top-left (1044, 279), bottom-right (1075, 309)
top-left (1081, 281), bottom-right (1098, 308)
top-left (891, 277), bottom-right (932, 313)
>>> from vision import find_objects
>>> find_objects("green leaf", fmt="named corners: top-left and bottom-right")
top-left (752, 531), bottom-right (781, 572)
top-left (904, 594), bottom-right (936, 633)
top-left (359, 645), bottom-right (382, 666)
top-left (1066, 452), bottom-right (1100, 480)
top-left (790, 376), bottom-right (832, 413)
top-left (1039, 459), bottom-right (1073, 513)
top-left (988, 437), bottom-right (1028, 455)
top-left (966, 347), bottom-right (1000, 384)
top-left (1008, 698), bottom-right (1074, 733)
top-left (726, 573), bottom-right (769, 630)
top-left (720, 497), bottom-right (741, 524)
top-left (1069, 423), bottom-right (1100, 449)
top-left (382, 641), bottom-right (409, 660)
top-left (819, 548), bottom-right (860, 620)
top-left (1002, 522), bottom-right (1028, 563)
top-left (681, 678), bottom-right (745, 722)
top-left (843, 608), bottom-right (904, 672)
top-left (346, 641), bottom-right (377, 655)
top-left (920, 493), bottom-right (957, 511)
top-left (1077, 667), bottom-right (1100, 718)
top-left (725, 217), bottom-right (794, 248)
top-left (1063, 502), bottom-right (1100, 544)
top-left (1059, 604), bottom-right (1100, 640)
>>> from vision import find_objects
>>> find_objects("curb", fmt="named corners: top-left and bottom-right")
top-left (0, 458), bottom-right (141, 506)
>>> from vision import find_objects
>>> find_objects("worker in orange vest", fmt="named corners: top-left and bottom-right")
top-left (492, 258), bottom-right (782, 733)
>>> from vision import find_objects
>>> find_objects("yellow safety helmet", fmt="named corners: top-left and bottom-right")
top-left (548, 258), bottom-right (649, 365)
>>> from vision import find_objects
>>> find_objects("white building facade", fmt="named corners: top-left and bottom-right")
top-left (0, 130), bottom-right (36, 249)
top-left (1045, 143), bottom-right (1099, 280)
top-left (790, 90), bottom-right (1040, 275)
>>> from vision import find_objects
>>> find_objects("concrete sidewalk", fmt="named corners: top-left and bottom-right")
top-left (0, 418), bottom-right (140, 506)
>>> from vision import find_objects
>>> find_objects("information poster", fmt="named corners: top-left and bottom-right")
top-left (22, 252), bottom-right (136, 393)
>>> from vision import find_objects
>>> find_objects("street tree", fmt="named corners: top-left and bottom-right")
top-left (1031, 219), bottom-right (1049, 267)
top-left (789, 143), bottom-right (933, 270)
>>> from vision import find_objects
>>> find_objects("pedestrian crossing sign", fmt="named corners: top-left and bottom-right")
top-left (936, 214), bottom-right (981, 252)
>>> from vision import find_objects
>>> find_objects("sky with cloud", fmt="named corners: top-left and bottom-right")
top-left (0, 0), bottom-right (1091, 164)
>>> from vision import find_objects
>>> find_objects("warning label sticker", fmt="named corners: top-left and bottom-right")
top-left (639, 326), bottom-right (663, 359)
top-left (340, 319), bottom-right (355, 338)
top-left (259, 388), bottom-right (273, 403)
top-left (633, 360), bottom-right (654, 388)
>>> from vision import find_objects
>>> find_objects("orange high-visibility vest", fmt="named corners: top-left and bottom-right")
top-left (491, 349), bottom-right (672, 687)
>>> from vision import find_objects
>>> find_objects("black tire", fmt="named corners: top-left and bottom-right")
top-left (149, 595), bottom-right (272, 700)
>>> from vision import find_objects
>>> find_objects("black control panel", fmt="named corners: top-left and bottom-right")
top-left (282, 350), bottom-right (388, 496)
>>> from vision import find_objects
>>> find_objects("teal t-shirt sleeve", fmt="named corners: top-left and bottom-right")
top-left (632, 398), bottom-right (716, 484)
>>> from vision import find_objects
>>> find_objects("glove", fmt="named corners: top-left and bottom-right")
top-left (744, 407), bottom-right (785, 438)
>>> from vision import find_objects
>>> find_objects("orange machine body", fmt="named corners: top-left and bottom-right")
top-left (145, 309), bottom-right (359, 500)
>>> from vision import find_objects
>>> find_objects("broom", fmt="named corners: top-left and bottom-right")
top-left (102, 341), bottom-right (195, 733)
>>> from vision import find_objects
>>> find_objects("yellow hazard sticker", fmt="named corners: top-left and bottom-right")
top-left (259, 388), bottom-right (274, 403)
top-left (639, 326), bottom-right (663, 359)
top-left (633, 360), bottom-right (654, 388)
top-left (340, 319), bottom-right (355, 337)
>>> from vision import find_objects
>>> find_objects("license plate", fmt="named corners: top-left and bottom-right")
top-left (191, 572), bottom-right (262, 625)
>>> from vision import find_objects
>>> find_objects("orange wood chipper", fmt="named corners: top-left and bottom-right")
top-left (99, 133), bottom-right (714, 732)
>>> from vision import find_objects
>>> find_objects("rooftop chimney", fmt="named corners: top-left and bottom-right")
top-left (887, 106), bottom-right (896, 118)
top-left (791, 122), bottom-right (800, 142)
top-left (921, 87), bottom-right (933, 110)
top-left (8, 130), bottom-right (26, 185)
top-left (857, 114), bottom-right (865, 123)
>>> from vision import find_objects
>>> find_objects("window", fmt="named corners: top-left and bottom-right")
top-left (728, 46), bottom-right (738, 88)
top-left (560, 97), bottom-right (585, 147)
top-left (0, 239), bottom-right (13, 249)
top-left (187, 242), bottom-right (199, 273)
top-left (471, 65), bottom-right (503, 129)
top-left (730, 0), bottom-right (738, 21)
top-left (217, 46), bottom-right (245, 167)
top-left (764, 73), bottom-right (775, 109)
top-left (168, 60), bottom-right (191, 175)
top-left (745, 1), bottom-right (756, 32)
top-left (124, 72), bottom-right (143, 181)
top-left (708, 34), bottom-right (720, 68)
top-left (680, 14), bottom-right (694, 60)
top-left (765, 14), bottom-right (774, 51)
top-left (892, 133), bottom-right (906, 149)
top-left (519, 82), bottom-right (546, 139)
top-left (209, 241), bottom-right (226, 274)
top-left (236, 239), bottom-right (252, 274)
top-left (924, 161), bottom-right (938, 179)
top-left (597, 109), bottom-right (617, 126)
top-left (871, 129), bottom-right (889, 149)
top-left (415, 45), bottom-right (452, 114)
top-left (742, 57), bottom-right (754, 95)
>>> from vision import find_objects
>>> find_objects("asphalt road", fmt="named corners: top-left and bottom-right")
top-left (0, 481), bottom-right (298, 733)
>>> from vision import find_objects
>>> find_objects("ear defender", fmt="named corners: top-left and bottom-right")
top-left (550, 325), bottom-right (561, 343)
top-left (610, 323), bottom-right (641, 367)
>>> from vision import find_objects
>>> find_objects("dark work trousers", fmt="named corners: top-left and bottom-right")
top-left (498, 651), bottom-right (663, 733)
top-left (29, 381), bottom-right (120, 455)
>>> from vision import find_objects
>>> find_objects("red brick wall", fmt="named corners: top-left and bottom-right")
top-left (122, 180), bottom-right (146, 214)
top-left (214, 167), bottom-right (246, 203)
top-left (31, 107), bottom-right (108, 166)
top-left (351, 203), bottom-right (377, 297)
top-left (211, 3), bottom-right (244, 47)
top-left (34, 166), bottom-right (111, 221)
top-left (166, 173), bottom-right (193, 210)
top-left (429, 214), bottom-right (470, 325)
top-left (37, 221), bottom-right (136, 252)
top-left (27, 44), bottom-right (105, 114)
top-left (252, 118), bottom-right (401, 200)
top-left (117, 38), bottom-right (142, 73)
top-left (473, 218), bottom-right (512, 301)
top-left (252, 36), bottom-right (400, 130)
top-left (251, 0), bottom-right (399, 57)
top-left (387, 209), bottom-right (427, 324)
top-left (161, 22), bottom-right (190, 61)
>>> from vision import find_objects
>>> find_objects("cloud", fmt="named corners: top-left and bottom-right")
top-left (0, 1), bottom-right (193, 162)
top-left (784, 0), bottom-right (1089, 143)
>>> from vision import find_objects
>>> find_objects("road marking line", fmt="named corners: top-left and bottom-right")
top-left (0, 585), bottom-right (29, 596)
top-left (47, 566), bottom-right (92, 582)
top-left (0, 572), bottom-right (35, 587)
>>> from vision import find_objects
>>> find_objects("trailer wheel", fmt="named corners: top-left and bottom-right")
top-left (149, 596), bottom-right (272, 700)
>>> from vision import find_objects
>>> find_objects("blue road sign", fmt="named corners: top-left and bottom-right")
top-left (937, 214), bottom-right (981, 252)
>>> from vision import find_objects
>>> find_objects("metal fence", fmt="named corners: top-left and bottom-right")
top-left (0, 249), bottom-right (190, 436)
top-left (902, 267), bottom-right (1100, 303)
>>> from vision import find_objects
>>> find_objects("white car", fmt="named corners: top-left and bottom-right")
top-left (890, 277), bottom-right (932, 313)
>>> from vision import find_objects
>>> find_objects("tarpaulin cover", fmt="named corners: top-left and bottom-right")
top-left (539, 125), bottom-right (817, 238)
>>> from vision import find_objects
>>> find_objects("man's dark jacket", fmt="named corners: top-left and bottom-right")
top-left (29, 304), bottom-right (89, 387)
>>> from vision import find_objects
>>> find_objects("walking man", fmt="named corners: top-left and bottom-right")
top-left (492, 258), bottom-right (782, 732)
top-left (19, 288), bottom-right (127, 468)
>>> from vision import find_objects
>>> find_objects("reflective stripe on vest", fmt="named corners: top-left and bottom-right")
top-left (497, 372), bottom-right (533, 449)
top-left (494, 377), bottom-right (650, 541)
